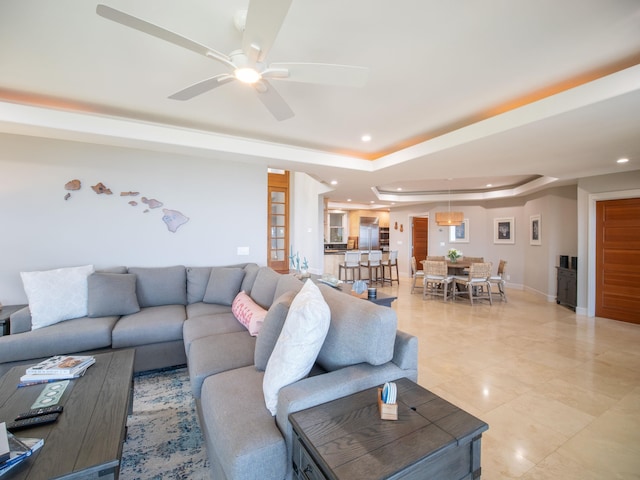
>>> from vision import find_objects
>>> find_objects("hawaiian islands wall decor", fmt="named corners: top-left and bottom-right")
top-left (63, 179), bottom-right (190, 233)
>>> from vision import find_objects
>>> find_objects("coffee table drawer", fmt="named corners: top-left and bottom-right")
top-left (292, 431), bottom-right (326, 480)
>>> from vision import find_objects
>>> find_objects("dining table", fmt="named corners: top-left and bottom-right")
top-left (445, 260), bottom-right (472, 276)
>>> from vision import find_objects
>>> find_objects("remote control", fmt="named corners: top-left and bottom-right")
top-left (6, 412), bottom-right (60, 431)
top-left (15, 405), bottom-right (63, 421)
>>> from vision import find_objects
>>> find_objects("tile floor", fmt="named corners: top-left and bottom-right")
top-left (375, 279), bottom-right (640, 479)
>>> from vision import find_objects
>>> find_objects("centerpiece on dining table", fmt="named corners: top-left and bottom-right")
top-left (448, 248), bottom-right (463, 263)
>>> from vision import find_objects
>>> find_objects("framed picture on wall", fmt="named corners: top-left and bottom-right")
top-left (530, 214), bottom-right (541, 245)
top-left (494, 217), bottom-right (515, 244)
top-left (449, 218), bottom-right (469, 243)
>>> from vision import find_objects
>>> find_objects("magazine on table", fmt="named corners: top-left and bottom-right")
top-left (0, 431), bottom-right (44, 476)
top-left (26, 355), bottom-right (95, 376)
top-left (20, 364), bottom-right (92, 383)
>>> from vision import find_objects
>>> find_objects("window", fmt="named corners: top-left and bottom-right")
top-left (328, 212), bottom-right (347, 243)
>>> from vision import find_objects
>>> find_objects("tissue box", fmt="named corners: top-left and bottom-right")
top-left (377, 388), bottom-right (398, 420)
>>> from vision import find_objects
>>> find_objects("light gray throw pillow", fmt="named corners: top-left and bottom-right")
top-left (87, 273), bottom-right (140, 317)
top-left (203, 267), bottom-right (246, 306)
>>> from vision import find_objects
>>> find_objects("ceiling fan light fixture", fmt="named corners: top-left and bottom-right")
top-left (235, 67), bottom-right (262, 84)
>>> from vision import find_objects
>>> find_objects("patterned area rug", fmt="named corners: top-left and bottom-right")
top-left (120, 367), bottom-right (210, 480)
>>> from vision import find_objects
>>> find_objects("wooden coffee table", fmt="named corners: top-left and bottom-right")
top-left (0, 350), bottom-right (135, 480)
top-left (290, 377), bottom-right (488, 480)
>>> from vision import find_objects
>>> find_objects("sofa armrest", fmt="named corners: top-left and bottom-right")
top-left (393, 329), bottom-right (418, 371)
top-left (10, 307), bottom-right (32, 334)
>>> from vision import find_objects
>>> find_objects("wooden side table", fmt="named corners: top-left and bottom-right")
top-left (0, 304), bottom-right (27, 336)
top-left (290, 377), bottom-right (488, 480)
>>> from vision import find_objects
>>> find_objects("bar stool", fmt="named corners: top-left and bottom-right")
top-left (338, 251), bottom-right (361, 283)
top-left (360, 250), bottom-right (383, 285)
top-left (382, 250), bottom-right (399, 286)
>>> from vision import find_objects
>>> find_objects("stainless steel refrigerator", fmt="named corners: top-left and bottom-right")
top-left (359, 217), bottom-right (379, 251)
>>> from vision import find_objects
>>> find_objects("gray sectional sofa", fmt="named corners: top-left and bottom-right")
top-left (0, 263), bottom-right (418, 480)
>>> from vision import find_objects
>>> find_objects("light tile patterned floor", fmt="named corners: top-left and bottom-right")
top-left (376, 280), bottom-right (640, 479)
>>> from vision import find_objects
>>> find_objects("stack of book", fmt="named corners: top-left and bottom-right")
top-left (0, 423), bottom-right (43, 476)
top-left (19, 355), bottom-right (95, 386)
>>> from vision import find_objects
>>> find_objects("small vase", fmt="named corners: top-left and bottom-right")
top-left (450, 257), bottom-right (457, 263)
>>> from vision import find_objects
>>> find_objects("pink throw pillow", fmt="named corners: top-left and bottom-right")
top-left (232, 291), bottom-right (267, 336)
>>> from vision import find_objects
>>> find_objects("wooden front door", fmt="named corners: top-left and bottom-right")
top-left (412, 217), bottom-right (428, 270)
top-left (595, 197), bottom-right (640, 324)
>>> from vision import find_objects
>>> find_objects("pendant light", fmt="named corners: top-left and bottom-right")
top-left (435, 181), bottom-right (464, 226)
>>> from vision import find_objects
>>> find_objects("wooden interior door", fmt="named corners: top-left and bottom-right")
top-left (596, 197), bottom-right (640, 324)
top-left (267, 171), bottom-right (290, 273)
top-left (412, 217), bottom-right (428, 270)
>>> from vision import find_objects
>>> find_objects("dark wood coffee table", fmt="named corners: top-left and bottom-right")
top-left (0, 350), bottom-right (135, 480)
top-left (290, 377), bottom-right (488, 480)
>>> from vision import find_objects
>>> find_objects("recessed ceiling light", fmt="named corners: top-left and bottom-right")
top-left (617, 158), bottom-right (629, 164)
top-left (486, 183), bottom-right (492, 187)
top-left (370, 200), bottom-right (375, 204)
top-left (361, 134), bottom-right (372, 142)
top-left (347, 198), bottom-right (352, 202)
top-left (391, 202), bottom-right (396, 205)
top-left (330, 180), bottom-right (338, 185)
top-left (396, 187), bottom-right (402, 191)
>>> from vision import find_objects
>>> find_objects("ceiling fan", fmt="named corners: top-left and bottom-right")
top-left (96, 1), bottom-right (368, 121)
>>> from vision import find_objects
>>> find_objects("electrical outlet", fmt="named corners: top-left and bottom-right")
top-left (237, 247), bottom-right (250, 256)
top-left (506, 274), bottom-right (510, 281)
top-left (440, 242), bottom-right (445, 247)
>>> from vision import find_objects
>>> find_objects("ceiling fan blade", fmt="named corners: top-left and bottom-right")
top-left (168, 74), bottom-right (235, 101)
top-left (242, 0), bottom-right (293, 63)
top-left (266, 63), bottom-right (369, 87)
top-left (96, 4), bottom-right (235, 69)
top-left (253, 80), bottom-right (294, 121)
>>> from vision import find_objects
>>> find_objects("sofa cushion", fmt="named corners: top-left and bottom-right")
top-left (111, 304), bottom-right (186, 348)
top-left (231, 291), bottom-right (267, 336)
top-left (87, 273), bottom-right (140, 318)
top-left (186, 302), bottom-right (232, 319)
top-left (315, 284), bottom-right (398, 371)
top-left (241, 263), bottom-right (260, 294)
top-left (186, 266), bottom-right (212, 304)
top-left (187, 331), bottom-right (256, 398)
top-left (203, 267), bottom-right (245, 306)
top-left (20, 264), bottom-right (95, 330)
top-left (0, 315), bottom-right (117, 364)
top-left (273, 274), bottom-right (303, 300)
top-left (263, 280), bottom-right (330, 415)
top-left (200, 366), bottom-right (287, 480)
top-left (128, 266), bottom-right (187, 307)
top-left (182, 312), bottom-right (246, 354)
top-left (254, 291), bottom-right (296, 371)
top-left (249, 267), bottom-right (281, 309)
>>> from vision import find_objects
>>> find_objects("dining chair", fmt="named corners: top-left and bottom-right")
top-left (338, 251), bottom-right (361, 283)
top-left (360, 250), bottom-right (383, 285)
top-left (422, 260), bottom-right (453, 302)
top-left (453, 262), bottom-right (493, 305)
top-left (461, 256), bottom-right (484, 275)
top-left (411, 256), bottom-right (425, 293)
top-left (382, 250), bottom-right (399, 286)
top-left (488, 259), bottom-right (507, 302)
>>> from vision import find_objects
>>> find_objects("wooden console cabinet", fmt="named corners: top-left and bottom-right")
top-left (290, 378), bottom-right (488, 480)
top-left (556, 267), bottom-right (577, 310)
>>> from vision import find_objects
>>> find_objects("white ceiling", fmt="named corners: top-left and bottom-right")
top-left (1, 0), bottom-right (639, 209)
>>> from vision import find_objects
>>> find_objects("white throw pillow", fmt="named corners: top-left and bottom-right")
top-left (20, 265), bottom-right (95, 330)
top-left (263, 279), bottom-right (331, 415)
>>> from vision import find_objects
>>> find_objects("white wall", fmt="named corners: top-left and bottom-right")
top-left (0, 133), bottom-right (267, 304)
top-left (290, 172), bottom-right (332, 274)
